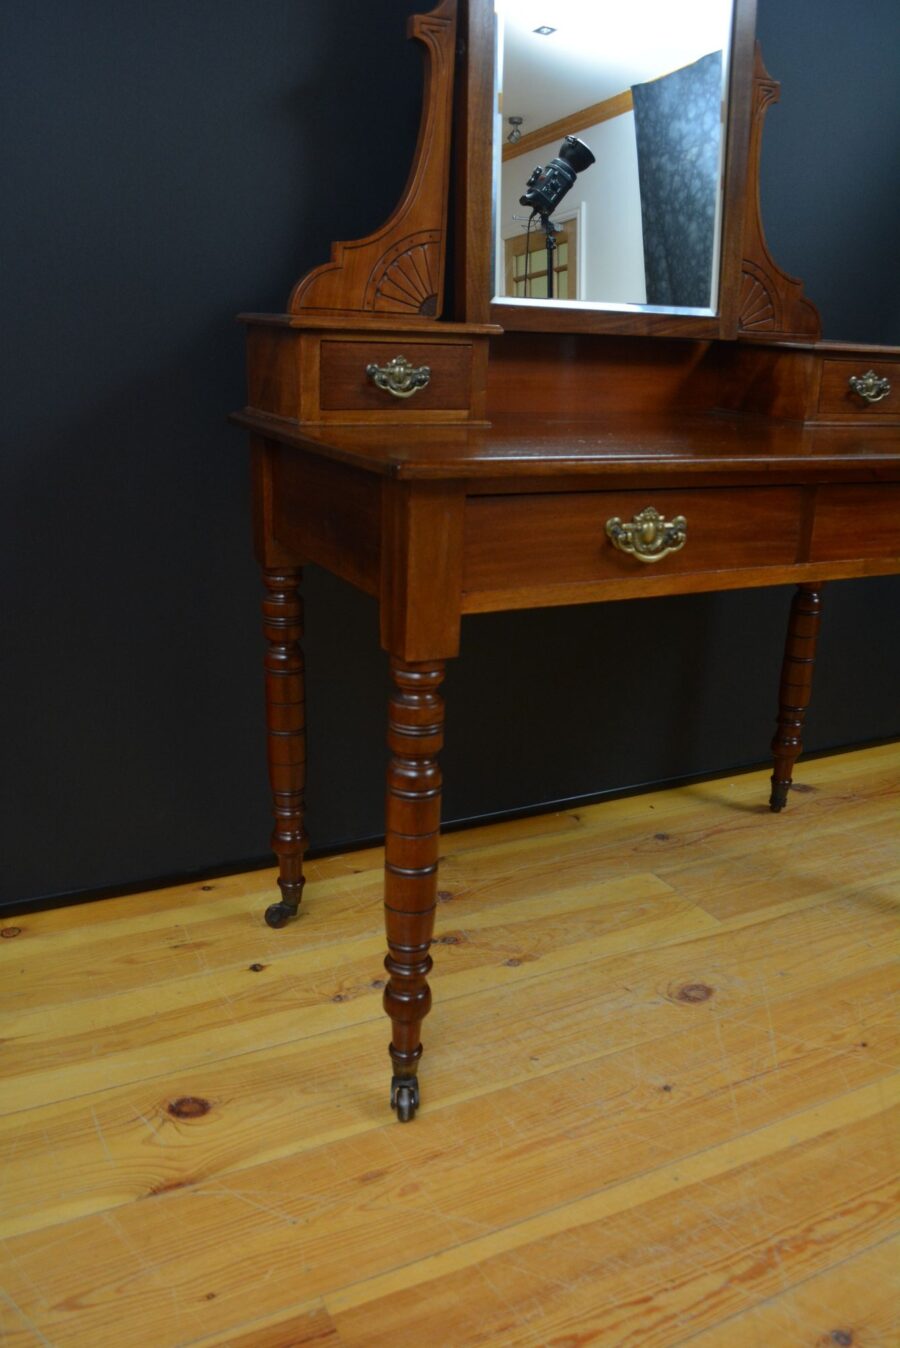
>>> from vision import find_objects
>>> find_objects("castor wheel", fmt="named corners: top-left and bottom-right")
top-left (264, 901), bottom-right (297, 929)
top-left (390, 1075), bottom-right (420, 1122)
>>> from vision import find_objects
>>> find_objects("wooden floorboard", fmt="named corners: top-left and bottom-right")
top-left (1, 744), bottom-right (898, 1346)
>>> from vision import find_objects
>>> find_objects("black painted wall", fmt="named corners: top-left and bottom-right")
top-left (2, 0), bottom-right (898, 908)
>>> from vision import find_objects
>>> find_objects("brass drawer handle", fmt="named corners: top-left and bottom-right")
top-left (365, 355), bottom-right (431, 399)
top-left (605, 506), bottom-right (687, 564)
top-left (848, 369), bottom-right (891, 404)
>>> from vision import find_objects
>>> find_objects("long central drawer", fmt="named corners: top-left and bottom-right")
top-left (463, 487), bottom-right (805, 597)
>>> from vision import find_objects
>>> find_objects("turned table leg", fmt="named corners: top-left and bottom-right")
top-left (261, 566), bottom-right (308, 927)
top-left (770, 583), bottom-right (824, 812)
top-left (383, 659), bottom-right (445, 1121)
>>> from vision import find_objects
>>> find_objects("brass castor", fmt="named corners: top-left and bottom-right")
top-left (264, 901), bottom-right (298, 929)
top-left (390, 1075), bottom-right (420, 1122)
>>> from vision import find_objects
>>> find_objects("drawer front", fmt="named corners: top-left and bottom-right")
top-left (809, 485), bottom-right (900, 561)
top-left (817, 358), bottom-right (898, 422)
top-left (320, 340), bottom-right (472, 412)
top-left (464, 488), bottom-right (804, 595)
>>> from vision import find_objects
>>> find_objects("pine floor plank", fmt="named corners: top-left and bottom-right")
top-left (1, 871), bottom-right (706, 1113)
top-left (4, 875), bottom-right (895, 1119)
top-left (187, 1229), bottom-right (900, 1348)
top-left (4, 750), bottom-right (894, 1017)
top-left (0, 849), bottom-right (673, 1016)
top-left (679, 1234), bottom-right (899, 1346)
top-left (0, 1294), bottom-right (50, 1348)
top-left (1, 952), bottom-right (894, 1241)
top-left (0, 744), bottom-right (897, 1346)
top-left (327, 1106), bottom-right (899, 1347)
top-left (1, 1075), bottom-right (895, 1346)
top-left (1, 813), bottom-right (660, 1018)
top-left (2, 803), bottom-right (587, 943)
top-left (185, 1304), bottom-right (341, 1348)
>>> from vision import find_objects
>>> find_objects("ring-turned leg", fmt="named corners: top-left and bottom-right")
top-left (770, 583), bottom-right (824, 812)
top-left (383, 659), bottom-right (445, 1121)
top-left (261, 567), bottom-right (308, 927)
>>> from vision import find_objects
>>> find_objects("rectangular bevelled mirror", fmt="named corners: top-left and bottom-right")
top-left (474, 0), bottom-right (754, 335)
top-left (494, 0), bottom-right (735, 319)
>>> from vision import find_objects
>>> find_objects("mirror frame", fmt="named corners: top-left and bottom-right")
top-left (455, 0), bottom-right (760, 339)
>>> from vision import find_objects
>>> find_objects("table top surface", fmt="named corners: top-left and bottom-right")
top-left (234, 409), bottom-right (900, 484)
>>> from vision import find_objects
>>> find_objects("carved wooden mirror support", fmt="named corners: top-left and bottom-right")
top-left (737, 46), bottom-right (820, 340)
top-left (239, 0), bottom-right (498, 431)
top-left (288, 0), bottom-right (457, 319)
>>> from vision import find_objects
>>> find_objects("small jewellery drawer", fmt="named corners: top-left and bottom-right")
top-left (319, 340), bottom-right (472, 413)
top-left (809, 485), bottom-right (900, 561)
top-left (463, 487), bottom-right (805, 594)
top-left (817, 358), bottom-right (898, 421)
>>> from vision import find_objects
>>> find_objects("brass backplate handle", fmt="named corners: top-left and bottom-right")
top-left (605, 506), bottom-right (687, 563)
top-left (848, 369), bottom-right (891, 404)
top-left (366, 355), bottom-right (431, 399)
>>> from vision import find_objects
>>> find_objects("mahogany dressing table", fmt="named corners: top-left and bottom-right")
top-left (234, 0), bottom-right (900, 1120)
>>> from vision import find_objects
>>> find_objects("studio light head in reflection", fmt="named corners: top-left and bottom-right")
top-left (519, 135), bottom-right (595, 298)
top-left (520, 134), bottom-right (596, 216)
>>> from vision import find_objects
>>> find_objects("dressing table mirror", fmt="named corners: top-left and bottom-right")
top-left (234, 0), bottom-right (900, 1120)
top-left (493, 0), bottom-right (735, 318)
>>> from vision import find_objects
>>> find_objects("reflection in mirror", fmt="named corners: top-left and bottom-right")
top-left (494, 0), bottom-right (735, 316)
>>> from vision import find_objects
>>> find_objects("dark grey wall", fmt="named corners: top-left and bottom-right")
top-left (2, 0), bottom-right (898, 908)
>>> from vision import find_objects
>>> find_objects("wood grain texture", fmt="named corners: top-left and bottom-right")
top-left (382, 659), bottom-right (446, 1100)
top-left (260, 568), bottom-right (307, 923)
top-left (770, 583), bottom-right (824, 810)
top-left (810, 484), bottom-right (900, 562)
top-left (818, 355), bottom-right (900, 422)
top-left (319, 338), bottom-right (472, 412)
top-left (269, 445), bottom-right (382, 596)
top-left (0, 745), bottom-right (897, 1345)
top-left (233, 405), bottom-right (900, 482)
top-left (682, 1236), bottom-right (900, 1346)
top-left (462, 485), bottom-right (806, 596)
top-left (240, 320), bottom-right (496, 429)
top-left (379, 479), bottom-right (465, 659)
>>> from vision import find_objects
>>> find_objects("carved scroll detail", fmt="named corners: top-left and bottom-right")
top-left (738, 45), bottom-right (821, 342)
top-left (288, 1), bottom-right (456, 319)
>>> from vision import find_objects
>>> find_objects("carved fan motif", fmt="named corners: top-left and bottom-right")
top-left (739, 265), bottom-right (777, 331)
top-left (366, 233), bottom-right (440, 315)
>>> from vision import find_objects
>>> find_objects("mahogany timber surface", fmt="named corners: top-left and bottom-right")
top-left (1, 746), bottom-right (898, 1346)
top-left (232, 409), bottom-right (900, 483)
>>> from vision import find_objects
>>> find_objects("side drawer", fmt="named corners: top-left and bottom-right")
top-left (320, 340), bottom-right (472, 413)
top-left (463, 487), bottom-right (805, 595)
top-left (809, 485), bottom-right (900, 561)
top-left (817, 357), bottom-right (899, 422)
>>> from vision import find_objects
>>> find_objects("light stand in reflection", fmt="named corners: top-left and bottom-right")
top-left (519, 135), bottom-right (595, 300)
